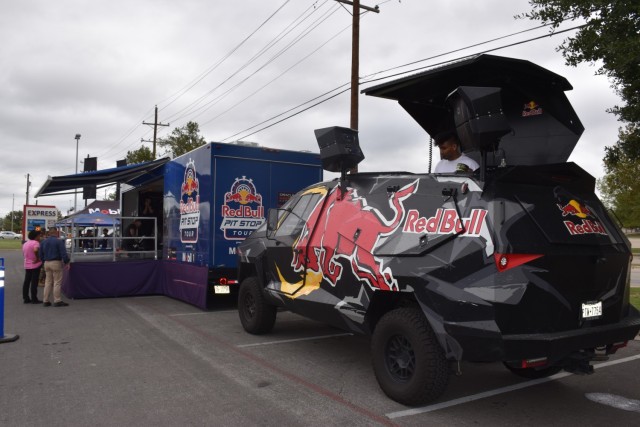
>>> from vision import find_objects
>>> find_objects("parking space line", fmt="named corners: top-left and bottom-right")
top-left (237, 332), bottom-right (354, 348)
top-left (386, 354), bottom-right (640, 419)
top-left (169, 310), bottom-right (237, 316)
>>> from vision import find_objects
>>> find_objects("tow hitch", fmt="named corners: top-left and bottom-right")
top-left (562, 350), bottom-right (598, 375)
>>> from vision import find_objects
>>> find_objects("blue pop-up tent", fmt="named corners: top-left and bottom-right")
top-left (57, 212), bottom-right (118, 227)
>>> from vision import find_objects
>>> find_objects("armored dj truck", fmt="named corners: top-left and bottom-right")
top-left (236, 55), bottom-right (640, 405)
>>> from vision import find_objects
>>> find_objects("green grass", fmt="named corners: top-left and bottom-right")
top-left (0, 239), bottom-right (22, 250)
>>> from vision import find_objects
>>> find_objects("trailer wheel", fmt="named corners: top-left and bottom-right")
top-left (238, 277), bottom-right (276, 335)
top-left (371, 308), bottom-right (449, 406)
top-left (503, 363), bottom-right (562, 379)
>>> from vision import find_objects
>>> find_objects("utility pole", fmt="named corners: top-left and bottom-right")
top-left (336, 0), bottom-right (379, 131)
top-left (142, 105), bottom-right (169, 159)
top-left (335, 0), bottom-right (379, 173)
top-left (25, 173), bottom-right (31, 206)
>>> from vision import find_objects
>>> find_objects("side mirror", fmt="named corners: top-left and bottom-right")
top-left (266, 208), bottom-right (279, 236)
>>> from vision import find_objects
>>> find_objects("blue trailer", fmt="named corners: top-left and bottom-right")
top-left (44, 142), bottom-right (322, 309)
top-left (157, 142), bottom-right (322, 306)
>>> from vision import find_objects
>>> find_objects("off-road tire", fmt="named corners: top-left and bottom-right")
top-left (371, 308), bottom-right (449, 406)
top-left (238, 277), bottom-right (276, 335)
top-left (503, 363), bottom-right (563, 379)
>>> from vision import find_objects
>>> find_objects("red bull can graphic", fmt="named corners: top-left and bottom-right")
top-left (179, 159), bottom-right (200, 243)
top-left (220, 176), bottom-right (265, 240)
top-left (556, 199), bottom-right (607, 236)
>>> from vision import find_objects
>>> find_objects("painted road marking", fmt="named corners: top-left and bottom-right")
top-left (386, 353), bottom-right (640, 419)
top-left (169, 310), bottom-right (237, 316)
top-left (237, 332), bottom-right (354, 348)
top-left (585, 393), bottom-right (640, 412)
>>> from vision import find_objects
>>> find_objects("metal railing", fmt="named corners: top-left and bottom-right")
top-left (67, 216), bottom-right (158, 262)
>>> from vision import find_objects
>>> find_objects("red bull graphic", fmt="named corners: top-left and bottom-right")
top-left (403, 208), bottom-right (487, 236)
top-left (557, 200), bottom-right (607, 236)
top-left (522, 100), bottom-right (543, 117)
top-left (179, 159), bottom-right (200, 243)
top-left (220, 176), bottom-right (265, 240)
top-left (288, 181), bottom-right (419, 293)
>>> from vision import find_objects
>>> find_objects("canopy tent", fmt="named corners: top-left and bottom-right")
top-left (35, 157), bottom-right (169, 197)
top-left (57, 212), bottom-right (118, 227)
top-left (71, 200), bottom-right (120, 217)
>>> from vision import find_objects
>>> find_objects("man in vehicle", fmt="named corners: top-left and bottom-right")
top-left (434, 130), bottom-right (479, 173)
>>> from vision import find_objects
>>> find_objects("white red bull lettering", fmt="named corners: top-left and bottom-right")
top-left (563, 219), bottom-right (607, 236)
top-left (220, 176), bottom-right (265, 241)
top-left (403, 208), bottom-right (488, 236)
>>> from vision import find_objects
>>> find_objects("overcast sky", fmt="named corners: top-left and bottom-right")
top-left (0, 0), bottom-right (622, 219)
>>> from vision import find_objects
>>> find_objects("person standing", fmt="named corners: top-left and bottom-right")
top-left (40, 227), bottom-right (70, 307)
top-left (22, 229), bottom-right (43, 304)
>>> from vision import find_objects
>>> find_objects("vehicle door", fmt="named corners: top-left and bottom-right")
top-left (266, 186), bottom-right (327, 296)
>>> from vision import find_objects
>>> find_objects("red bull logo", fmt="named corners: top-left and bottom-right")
top-left (557, 199), bottom-right (592, 218)
top-left (557, 200), bottom-right (607, 236)
top-left (220, 176), bottom-right (265, 240)
top-left (522, 100), bottom-right (543, 117)
top-left (403, 208), bottom-right (487, 236)
top-left (284, 180), bottom-right (419, 294)
top-left (179, 160), bottom-right (200, 244)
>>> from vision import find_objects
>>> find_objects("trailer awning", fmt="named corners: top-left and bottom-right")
top-left (35, 157), bottom-right (170, 197)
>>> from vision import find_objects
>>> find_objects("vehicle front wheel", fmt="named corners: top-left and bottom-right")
top-left (371, 308), bottom-right (449, 406)
top-left (238, 277), bottom-right (276, 335)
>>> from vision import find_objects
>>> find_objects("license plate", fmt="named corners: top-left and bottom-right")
top-left (214, 285), bottom-right (230, 294)
top-left (581, 301), bottom-right (602, 319)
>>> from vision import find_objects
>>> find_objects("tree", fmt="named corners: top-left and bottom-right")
top-left (126, 145), bottom-right (154, 164)
top-left (597, 126), bottom-right (640, 228)
top-left (2, 210), bottom-right (23, 232)
top-left (520, 1), bottom-right (640, 157)
top-left (157, 121), bottom-right (207, 158)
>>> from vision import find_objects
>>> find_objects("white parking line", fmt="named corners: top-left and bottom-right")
top-left (169, 310), bottom-right (237, 316)
top-left (386, 353), bottom-right (640, 419)
top-left (237, 332), bottom-right (354, 348)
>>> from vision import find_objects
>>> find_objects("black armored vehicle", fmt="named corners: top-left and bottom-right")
top-left (237, 55), bottom-right (640, 405)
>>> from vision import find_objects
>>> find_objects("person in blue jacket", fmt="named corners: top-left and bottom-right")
top-left (39, 227), bottom-right (70, 307)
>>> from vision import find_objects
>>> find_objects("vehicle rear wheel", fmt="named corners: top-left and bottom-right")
top-left (238, 277), bottom-right (276, 335)
top-left (371, 308), bottom-right (449, 406)
top-left (503, 363), bottom-right (562, 379)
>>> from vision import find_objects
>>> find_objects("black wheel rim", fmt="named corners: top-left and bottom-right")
top-left (243, 292), bottom-right (256, 318)
top-left (384, 334), bottom-right (415, 382)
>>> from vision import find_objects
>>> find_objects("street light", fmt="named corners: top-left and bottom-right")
top-left (74, 133), bottom-right (81, 213)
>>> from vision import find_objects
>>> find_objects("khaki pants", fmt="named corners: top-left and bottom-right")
top-left (43, 260), bottom-right (64, 303)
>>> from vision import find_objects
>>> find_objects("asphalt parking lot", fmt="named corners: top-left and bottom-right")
top-left (1, 249), bottom-right (639, 426)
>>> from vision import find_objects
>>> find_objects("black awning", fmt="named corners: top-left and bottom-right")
top-left (35, 157), bottom-right (170, 197)
top-left (362, 54), bottom-right (584, 166)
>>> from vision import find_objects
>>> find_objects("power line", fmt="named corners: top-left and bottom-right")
top-left (94, 1), bottom-right (300, 164)
top-left (223, 23), bottom-right (587, 142)
top-left (165, 1), bottom-right (338, 125)
top-left (361, 23), bottom-right (588, 86)
top-left (158, 0), bottom-right (294, 112)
